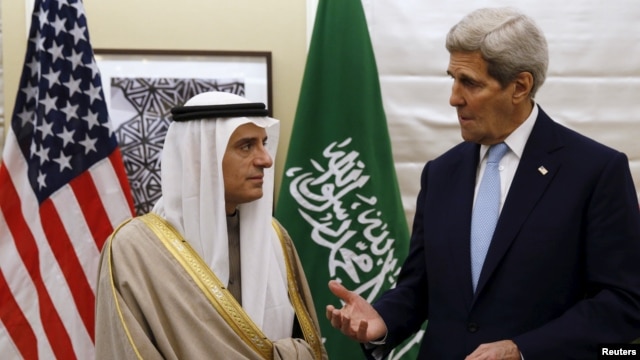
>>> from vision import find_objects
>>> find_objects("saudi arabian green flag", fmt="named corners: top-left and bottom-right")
top-left (276, 0), bottom-right (423, 358)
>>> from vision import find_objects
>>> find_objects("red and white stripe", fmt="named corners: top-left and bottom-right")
top-left (0, 129), bottom-right (134, 360)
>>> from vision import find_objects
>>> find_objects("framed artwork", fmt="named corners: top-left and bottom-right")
top-left (94, 49), bottom-right (272, 215)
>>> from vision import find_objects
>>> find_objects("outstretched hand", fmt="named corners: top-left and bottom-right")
top-left (465, 340), bottom-right (520, 360)
top-left (325, 280), bottom-right (387, 343)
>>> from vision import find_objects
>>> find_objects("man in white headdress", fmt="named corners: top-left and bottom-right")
top-left (95, 91), bottom-right (327, 360)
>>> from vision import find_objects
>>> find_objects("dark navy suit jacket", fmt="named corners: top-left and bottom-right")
top-left (370, 107), bottom-right (640, 359)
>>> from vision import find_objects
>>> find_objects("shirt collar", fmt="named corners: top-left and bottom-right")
top-left (479, 101), bottom-right (538, 160)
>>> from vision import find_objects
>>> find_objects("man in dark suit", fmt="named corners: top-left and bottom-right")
top-left (326, 7), bottom-right (640, 359)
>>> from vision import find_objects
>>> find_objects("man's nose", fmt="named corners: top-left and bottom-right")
top-left (449, 82), bottom-right (465, 107)
top-left (255, 146), bottom-right (273, 168)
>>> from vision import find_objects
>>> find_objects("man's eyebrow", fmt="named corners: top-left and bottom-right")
top-left (447, 70), bottom-right (477, 82)
top-left (243, 137), bottom-right (259, 142)
top-left (233, 135), bottom-right (268, 145)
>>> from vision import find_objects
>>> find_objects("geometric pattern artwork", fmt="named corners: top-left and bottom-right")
top-left (110, 77), bottom-right (245, 215)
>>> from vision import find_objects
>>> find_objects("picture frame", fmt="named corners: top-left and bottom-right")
top-left (93, 49), bottom-right (273, 215)
top-left (94, 49), bottom-right (273, 115)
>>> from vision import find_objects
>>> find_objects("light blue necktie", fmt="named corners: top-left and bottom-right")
top-left (471, 142), bottom-right (509, 291)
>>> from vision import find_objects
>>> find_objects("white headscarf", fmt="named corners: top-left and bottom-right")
top-left (152, 91), bottom-right (294, 340)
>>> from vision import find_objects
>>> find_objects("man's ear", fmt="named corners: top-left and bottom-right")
top-left (512, 72), bottom-right (534, 104)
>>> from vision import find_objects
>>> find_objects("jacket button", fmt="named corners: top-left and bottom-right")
top-left (467, 322), bottom-right (479, 333)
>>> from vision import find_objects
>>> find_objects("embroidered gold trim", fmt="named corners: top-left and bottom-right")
top-left (140, 213), bottom-right (273, 360)
top-left (272, 219), bottom-right (324, 360)
top-left (106, 218), bottom-right (144, 360)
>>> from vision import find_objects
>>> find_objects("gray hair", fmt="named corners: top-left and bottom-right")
top-left (446, 7), bottom-right (548, 98)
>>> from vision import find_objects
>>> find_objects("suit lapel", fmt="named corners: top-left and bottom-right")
top-left (474, 109), bottom-right (564, 298)
top-left (446, 142), bottom-right (480, 310)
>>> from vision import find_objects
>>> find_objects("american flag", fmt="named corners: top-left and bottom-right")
top-left (0, 0), bottom-right (134, 359)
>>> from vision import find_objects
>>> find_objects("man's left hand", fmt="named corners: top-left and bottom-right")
top-left (465, 340), bottom-right (520, 360)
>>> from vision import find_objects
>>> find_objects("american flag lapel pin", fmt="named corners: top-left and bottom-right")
top-left (538, 166), bottom-right (548, 175)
